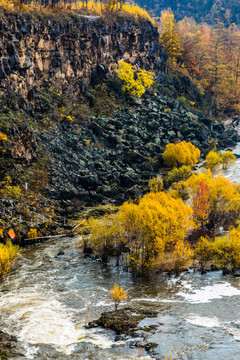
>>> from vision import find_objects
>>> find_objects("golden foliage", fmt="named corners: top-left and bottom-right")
top-left (84, 191), bottom-right (193, 274)
top-left (110, 283), bottom-right (127, 310)
top-left (0, 176), bottom-right (22, 200)
top-left (0, 132), bottom-right (7, 142)
top-left (196, 228), bottom-right (240, 272)
top-left (212, 228), bottom-right (240, 271)
top-left (163, 141), bottom-right (200, 168)
top-left (0, 241), bottom-right (19, 276)
top-left (27, 228), bottom-right (38, 239)
top-left (194, 236), bottom-right (215, 268)
top-left (114, 61), bottom-right (154, 98)
top-left (0, 0), bottom-right (153, 24)
top-left (159, 9), bottom-right (182, 62)
top-left (176, 170), bottom-right (240, 229)
top-left (204, 150), bottom-right (222, 172)
top-left (148, 176), bottom-right (164, 193)
top-left (165, 165), bottom-right (192, 186)
top-left (221, 150), bottom-right (236, 170)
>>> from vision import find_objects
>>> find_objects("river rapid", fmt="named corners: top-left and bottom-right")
top-left (2, 143), bottom-right (240, 359)
top-left (1, 237), bottom-right (240, 359)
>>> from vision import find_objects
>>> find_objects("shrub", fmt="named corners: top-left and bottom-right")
top-left (212, 228), bottom-right (240, 272)
top-left (148, 176), bottom-right (164, 192)
top-left (204, 150), bottom-right (222, 172)
top-left (84, 191), bottom-right (194, 275)
top-left (221, 150), bottom-right (236, 170)
top-left (110, 283), bottom-right (127, 310)
top-left (165, 165), bottom-right (192, 186)
top-left (0, 241), bottom-right (19, 276)
top-left (0, 132), bottom-right (7, 142)
top-left (176, 170), bottom-right (240, 230)
top-left (194, 236), bottom-right (215, 271)
top-left (195, 229), bottom-right (240, 273)
top-left (114, 61), bottom-right (154, 98)
top-left (27, 228), bottom-right (38, 239)
top-left (163, 141), bottom-right (200, 168)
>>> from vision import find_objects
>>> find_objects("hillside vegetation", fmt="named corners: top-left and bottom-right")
top-left (158, 9), bottom-right (240, 116)
top-left (137, 0), bottom-right (240, 25)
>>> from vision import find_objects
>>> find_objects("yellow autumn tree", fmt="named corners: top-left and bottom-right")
top-left (194, 236), bottom-right (215, 272)
top-left (221, 151), bottom-right (236, 170)
top-left (84, 191), bottom-right (194, 274)
top-left (176, 170), bottom-right (240, 230)
top-left (195, 228), bottom-right (240, 273)
top-left (114, 61), bottom-right (154, 98)
top-left (212, 228), bottom-right (240, 272)
top-left (204, 150), bottom-right (222, 172)
top-left (159, 8), bottom-right (182, 63)
top-left (110, 283), bottom-right (127, 310)
top-left (163, 141), bottom-right (200, 168)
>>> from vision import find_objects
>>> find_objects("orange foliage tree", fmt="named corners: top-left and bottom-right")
top-left (192, 182), bottom-right (209, 228)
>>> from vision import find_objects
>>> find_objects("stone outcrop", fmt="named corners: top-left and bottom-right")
top-left (0, 330), bottom-right (23, 359)
top-left (0, 11), bottom-right (165, 106)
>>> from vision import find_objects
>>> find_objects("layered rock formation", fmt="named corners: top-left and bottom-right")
top-left (0, 11), bottom-right (166, 106)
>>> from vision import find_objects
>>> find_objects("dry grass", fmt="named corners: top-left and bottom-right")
top-left (0, 0), bottom-right (154, 24)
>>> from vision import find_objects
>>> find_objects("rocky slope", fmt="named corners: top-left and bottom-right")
top-left (38, 92), bottom-right (237, 210)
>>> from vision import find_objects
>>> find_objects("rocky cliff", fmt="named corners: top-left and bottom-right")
top-left (0, 11), bottom-right (166, 107)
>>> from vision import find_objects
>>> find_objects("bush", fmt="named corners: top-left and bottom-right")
top-left (84, 191), bottom-right (194, 275)
top-left (165, 165), bottom-right (192, 186)
top-left (148, 176), bottom-right (164, 192)
top-left (204, 150), bottom-right (222, 172)
top-left (114, 61), bottom-right (154, 98)
top-left (222, 150), bottom-right (236, 170)
top-left (194, 236), bottom-right (215, 271)
top-left (176, 170), bottom-right (240, 230)
top-left (163, 141), bottom-right (200, 168)
top-left (110, 283), bottom-right (127, 310)
top-left (212, 229), bottom-right (240, 272)
top-left (0, 241), bottom-right (19, 276)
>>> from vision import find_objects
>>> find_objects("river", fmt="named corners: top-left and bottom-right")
top-left (1, 236), bottom-right (240, 359)
top-left (1, 144), bottom-right (240, 359)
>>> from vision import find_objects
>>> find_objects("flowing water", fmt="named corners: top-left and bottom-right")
top-left (2, 138), bottom-right (240, 359)
top-left (1, 237), bottom-right (240, 359)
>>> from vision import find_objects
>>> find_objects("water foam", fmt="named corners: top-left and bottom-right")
top-left (186, 315), bottom-right (220, 327)
top-left (177, 281), bottom-right (240, 303)
top-left (0, 288), bottom-right (116, 356)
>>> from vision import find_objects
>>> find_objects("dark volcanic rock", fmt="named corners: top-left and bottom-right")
top-left (37, 93), bottom-right (237, 207)
top-left (88, 308), bottom-right (158, 335)
top-left (0, 330), bottom-right (23, 359)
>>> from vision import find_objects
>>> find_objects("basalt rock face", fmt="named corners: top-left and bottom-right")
top-left (0, 12), bottom-right (165, 106)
